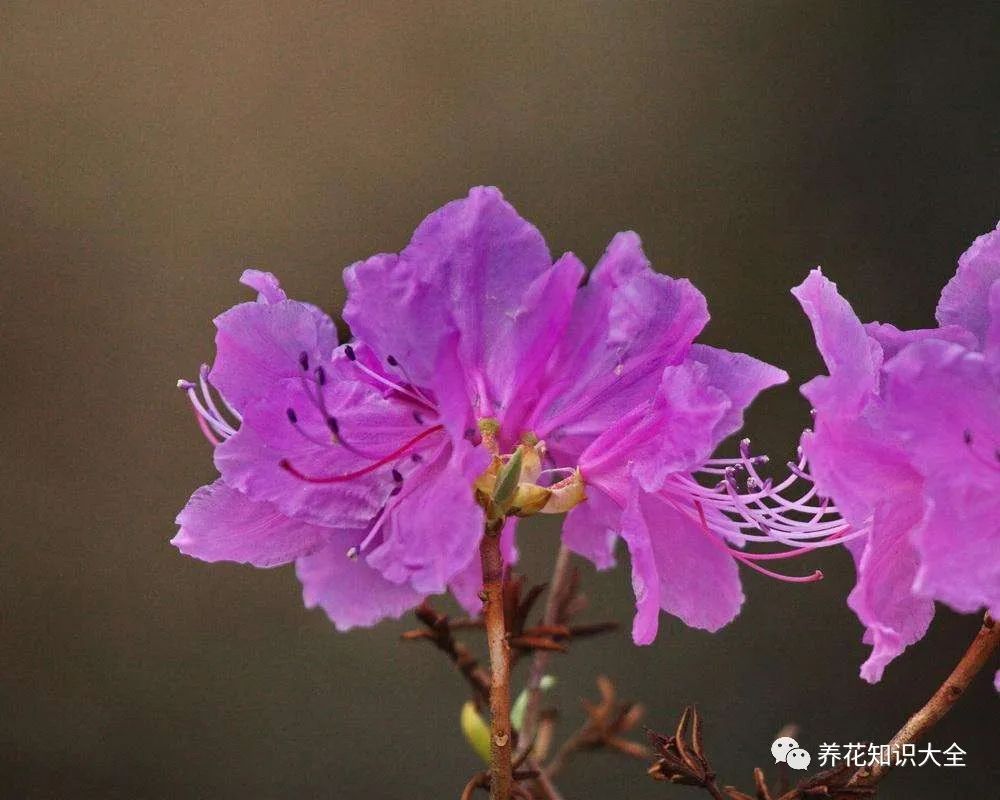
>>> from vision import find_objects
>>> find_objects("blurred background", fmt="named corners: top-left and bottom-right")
top-left (2, 2), bottom-right (998, 798)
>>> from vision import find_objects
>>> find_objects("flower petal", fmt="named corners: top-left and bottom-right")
top-left (863, 321), bottom-right (976, 361)
top-left (936, 222), bottom-right (1000, 347)
top-left (529, 232), bottom-right (710, 463)
top-left (687, 344), bottom-right (789, 444)
top-left (562, 486), bottom-right (621, 570)
top-left (620, 488), bottom-right (744, 644)
top-left (240, 269), bottom-right (287, 304)
top-left (986, 280), bottom-right (1000, 363)
top-left (847, 498), bottom-right (935, 683)
top-left (365, 440), bottom-right (490, 595)
top-left (792, 269), bottom-right (882, 413)
top-left (883, 338), bottom-right (999, 478)
top-left (912, 478), bottom-right (1000, 618)
top-left (173, 479), bottom-right (327, 567)
top-left (344, 187), bottom-right (581, 426)
top-left (580, 351), bottom-right (784, 495)
top-left (880, 339), bottom-right (1000, 617)
top-left (209, 277), bottom-right (337, 412)
top-left (296, 539), bottom-right (423, 631)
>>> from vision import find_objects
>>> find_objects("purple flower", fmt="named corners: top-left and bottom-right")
top-left (793, 224), bottom-right (1000, 682)
top-left (174, 187), bottom-right (790, 634)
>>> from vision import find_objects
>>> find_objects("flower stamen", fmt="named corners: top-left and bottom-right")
top-left (344, 345), bottom-right (438, 411)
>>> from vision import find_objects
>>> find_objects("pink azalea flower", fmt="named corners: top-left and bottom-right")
top-left (793, 223), bottom-right (1000, 682)
top-left (174, 187), bottom-right (791, 634)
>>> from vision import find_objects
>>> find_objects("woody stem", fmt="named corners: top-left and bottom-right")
top-left (850, 613), bottom-right (1000, 787)
top-left (481, 520), bottom-right (513, 800)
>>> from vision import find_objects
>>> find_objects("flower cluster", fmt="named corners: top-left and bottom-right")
top-left (174, 187), bottom-right (826, 638)
top-left (173, 188), bottom-right (997, 681)
top-left (793, 224), bottom-right (999, 682)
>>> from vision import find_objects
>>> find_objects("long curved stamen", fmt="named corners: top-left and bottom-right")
top-left (198, 365), bottom-right (236, 429)
top-left (676, 438), bottom-right (857, 545)
top-left (178, 377), bottom-right (237, 444)
top-left (386, 354), bottom-right (435, 407)
top-left (280, 424), bottom-right (445, 483)
top-left (294, 355), bottom-right (395, 460)
top-left (692, 500), bottom-right (824, 584)
top-left (344, 346), bottom-right (438, 412)
top-left (189, 405), bottom-right (222, 445)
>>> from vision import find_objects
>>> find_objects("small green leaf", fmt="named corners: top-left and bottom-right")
top-left (460, 701), bottom-right (492, 764)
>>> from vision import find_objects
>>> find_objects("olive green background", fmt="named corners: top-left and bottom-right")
top-left (2, 2), bottom-right (998, 798)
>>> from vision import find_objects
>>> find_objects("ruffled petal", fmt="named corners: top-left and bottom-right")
top-left (880, 339), bottom-right (1000, 616)
top-left (620, 488), bottom-right (744, 644)
top-left (528, 232), bottom-right (710, 463)
top-left (863, 321), bottom-right (976, 361)
top-left (847, 498), bottom-right (935, 683)
top-left (580, 352), bottom-right (785, 495)
top-left (365, 440), bottom-right (490, 595)
top-left (936, 222), bottom-right (1000, 347)
top-left (986, 280), bottom-right (1000, 363)
top-left (209, 276), bottom-right (337, 412)
top-left (240, 269), bottom-right (288, 304)
top-left (562, 486), bottom-right (621, 570)
top-left (173, 479), bottom-right (327, 567)
top-left (912, 478), bottom-right (1000, 618)
top-left (801, 417), bottom-right (920, 529)
top-left (686, 345), bottom-right (788, 444)
top-left (296, 539), bottom-right (423, 631)
top-left (882, 338), bottom-right (999, 477)
top-left (344, 187), bottom-right (581, 426)
top-left (792, 269), bottom-right (882, 413)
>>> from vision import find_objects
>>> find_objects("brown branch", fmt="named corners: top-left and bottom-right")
top-left (481, 521), bottom-right (514, 800)
top-left (402, 602), bottom-right (491, 707)
top-left (516, 545), bottom-right (574, 757)
top-left (649, 615), bottom-right (1000, 800)
top-left (546, 676), bottom-right (651, 779)
top-left (461, 772), bottom-right (489, 800)
top-left (850, 613), bottom-right (1000, 788)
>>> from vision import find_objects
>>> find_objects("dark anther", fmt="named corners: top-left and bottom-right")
top-left (326, 416), bottom-right (340, 435)
top-left (392, 468), bottom-right (403, 483)
top-left (963, 429), bottom-right (973, 445)
top-left (298, 351), bottom-right (309, 371)
top-left (344, 345), bottom-right (356, 361)
top-left (315, 366), bottom-right (326, 386)
top-left (413, 411), bottom-right (424, 425)
top-left (286, 408), bottom-right (298, 423)
top-left (411, 453), bottom-right (423, 463)
top-left (389, 486), bottom-right (402, 497)
top-left (387, 354), bottom-right (399, 366)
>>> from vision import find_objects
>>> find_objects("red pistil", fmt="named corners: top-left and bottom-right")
top-left (280, 424), bottom-right (445, 483)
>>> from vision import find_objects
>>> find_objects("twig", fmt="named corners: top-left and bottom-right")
top-left (517, 545), bottom-right (574, 756)
top-left (481, 521), bottom-right (514, 800)
top-left (546, 676), bottom-right (650, 779)
top-left (461, 772), bottom-right (489, 800)
top-left (404, 602), bottom-right (491, 707)
top-left (525, 757), bottom-right (567, 800)
top-left (850, 613), bottom-right (1000, 788)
